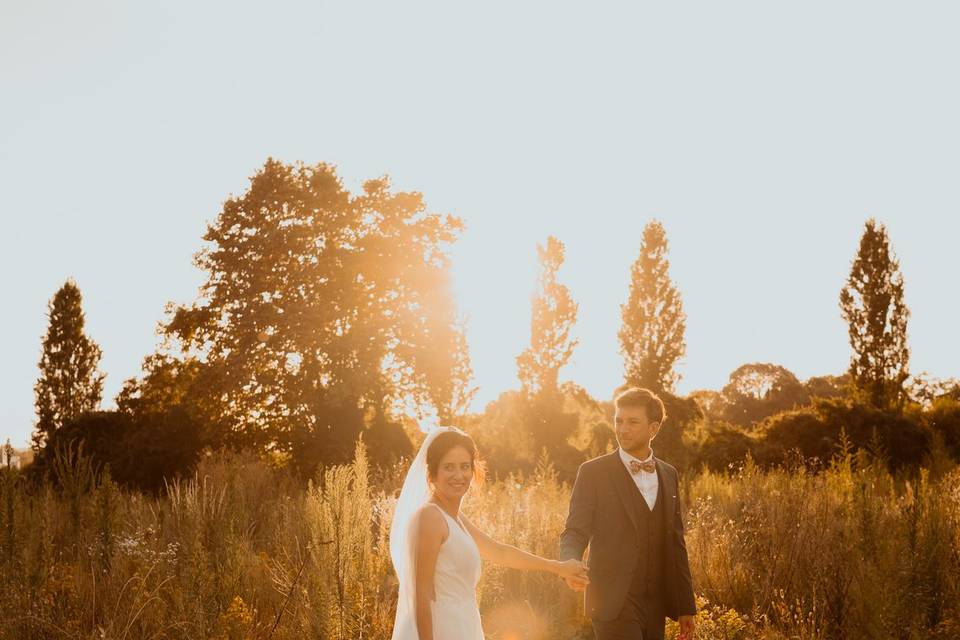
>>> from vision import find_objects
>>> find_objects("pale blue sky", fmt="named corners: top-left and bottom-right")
top-left (3, 1), bottom-right (959, 448)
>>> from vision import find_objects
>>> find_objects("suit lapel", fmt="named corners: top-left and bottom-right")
top-left (654, 457), bottom-right (675, 519)
top-left (608, 452), bottom-right (640, 534)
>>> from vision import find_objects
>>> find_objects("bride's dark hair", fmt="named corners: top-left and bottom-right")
top-left (426, 430), bottom-right (486, 486)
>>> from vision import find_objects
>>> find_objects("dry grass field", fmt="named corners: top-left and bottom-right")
top-left (2, 442), bottom-right (958, 639)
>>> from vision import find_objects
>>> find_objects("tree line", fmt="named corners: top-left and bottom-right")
top-left (25, 158), bottom-right (960, 491)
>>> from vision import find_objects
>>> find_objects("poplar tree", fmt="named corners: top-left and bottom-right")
top-left (516, 236), bottom-right (579, 457)
top-left (619, 220), bottom-right (686, 393)
top-left (839, 218), bottom-right (910, 409)
top-left (33, 280), bottom-right (105, 451)
top-left (516, 236), bottom-right (579, 397)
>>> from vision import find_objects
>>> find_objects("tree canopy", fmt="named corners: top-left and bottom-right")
top-left (164, 159), bottom-right (472, 466)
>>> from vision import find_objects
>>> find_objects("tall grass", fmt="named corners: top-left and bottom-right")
top-left (1, 441), bottom-right (957, 639)
top-left (686, 449), bottom-right (960, 639)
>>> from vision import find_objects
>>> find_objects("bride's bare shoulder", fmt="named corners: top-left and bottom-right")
top-left (412, 503), bottom-right (449, 537)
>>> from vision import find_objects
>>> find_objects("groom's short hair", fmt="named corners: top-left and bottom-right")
top-left (614, 387), bottom-right (666, 424)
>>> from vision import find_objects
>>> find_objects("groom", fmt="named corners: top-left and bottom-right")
top-left (560, 387), bottom-right (697, 640)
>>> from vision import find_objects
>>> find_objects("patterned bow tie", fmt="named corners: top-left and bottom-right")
top-left (630, 459), bottom-right (656, 474)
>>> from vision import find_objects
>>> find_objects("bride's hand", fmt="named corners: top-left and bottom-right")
top-left (554, 559), bottom-right (589, 581)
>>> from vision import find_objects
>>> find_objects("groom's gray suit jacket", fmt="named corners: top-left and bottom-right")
top-left (559, 451), bottom-right (697, 622)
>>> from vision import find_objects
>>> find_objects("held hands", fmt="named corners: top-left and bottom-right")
top-left (563, 573), bottom-right (589, 592)
top-left (677, 614), bottom-right (695, 640)
top-left (555, 559), bottom-right (590, 592)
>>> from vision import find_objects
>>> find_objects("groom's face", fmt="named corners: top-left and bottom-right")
top-left (614, 404), bottom-right (660, 454)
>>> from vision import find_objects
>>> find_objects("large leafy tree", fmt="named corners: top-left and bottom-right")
top-left (719, 362), bottom-right (807, 427)
top-left (32, 280), bottom-right (105, 452)
top-left (619, 220), bottom-right (686, 393)
top-left (515, 236), bottom-right (581, 474)
top-left (839, 219), bottom-right (910, 409)
top-left (165, 159), bottom-right (472, 464)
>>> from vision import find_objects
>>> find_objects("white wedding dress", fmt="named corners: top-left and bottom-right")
top-left (392, 504), bottom-right (484, 639)
top-left (427, 503), bottom-right (484, 638)
top-left (390, 427), bottom-right (486, 640)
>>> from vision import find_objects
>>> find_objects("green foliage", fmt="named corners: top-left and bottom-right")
top-left (802, 373), bottom-right (851, 402)
top-left (839, 218), bottom-right (910, 410)
top-left (653, 391), bottom-right (701, 470)
top-left (619, 220), bottom-right (686, 394)
top-left (690, 422), bottom-right (758, 472)
top-left (32, 280), bottom-right (105, 452)
top-left (515, 236), bottom-right (582, 476)
top-left (696, 366), bottom-right (850, 430)
top-left (115, 353), bottom-right (219, 469)
top-left (906, 372), bottom-right (960, 407)
top-left (466, 390), bottom-right (535, 477)
top-left (925, 397), bottom-right (960, 460)
top-left (689, 391), bottom-right (960, 478)
top-left (469, 384), bottom-right (604, 481)
top-left (164, 158), bottom-right (472, 464)
top-left (116, 353), bottom-right (204, 419)
top-left (719, 363), bottom-right (807, 427)
top-left (27, 409), bottom-right (207, 494)
top-left (13, 170), bottom-right (960, 638)
top-left (516, 235), bottom-right (579, 398)
top-left (754, 397), bottom-right (931, 471)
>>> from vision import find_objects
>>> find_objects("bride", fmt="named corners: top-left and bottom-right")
top-left (390, 426), bottom-right (589, 640)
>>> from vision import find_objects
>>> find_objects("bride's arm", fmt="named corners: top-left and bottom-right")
top-left (459, 514), bottom-right (587, 580)
top-left (414, 506), bottom-right (447, 640)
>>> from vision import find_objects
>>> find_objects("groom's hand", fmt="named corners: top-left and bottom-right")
top-left (563, 574), bottom-right (589, 592)
top-left (678, 614), bottom-right (695, 639)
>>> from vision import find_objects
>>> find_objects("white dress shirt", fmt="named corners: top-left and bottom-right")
top-left (618, 447), bottom-right (659, 510)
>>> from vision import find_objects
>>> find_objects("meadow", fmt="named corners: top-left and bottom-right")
top-left (1, 439), bottom-right (958, 640)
